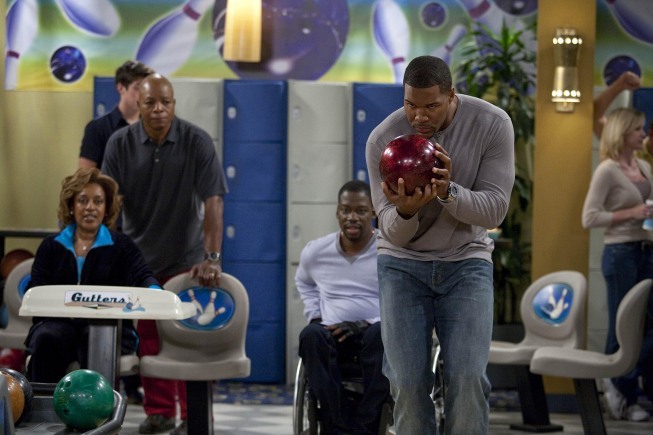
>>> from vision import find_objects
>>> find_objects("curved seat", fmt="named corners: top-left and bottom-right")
top-left (140, 271), bottom-right (251, 435)
top-left (489, 270), bottom-right (587, 432)
top-left (0, 258), bottom-right (34, 350)
top-left (530, 279), bottom-right (652, 435)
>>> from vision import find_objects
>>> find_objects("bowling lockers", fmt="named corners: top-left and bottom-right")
top-left (222, 79), bottom-right (288, 383)
top-left (352, 83), bottom-right (404, 182)
top-left (91, 77), bottom-right (224, 158)
top-left (634, 88), bottom-right (653, 129)
top-left (285, 81), bottom-right (351, 383)
top-left (586, 87), bottom-right (633, 352)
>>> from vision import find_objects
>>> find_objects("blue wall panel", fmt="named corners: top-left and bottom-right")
top-left (233, 321), bottom-right (285, 383)
top-left (222, 261), bottom-right (285, 323)
top-left (352, 83), bottom-right (403, 182)
top-left (223, 141), bottom-right (285, 202)
top-left (224, 80), bottom-right (288, 142)
top-left (222, 202), bottom-right (285, 262)
top-left (223, 79), bottom-right (288, 383)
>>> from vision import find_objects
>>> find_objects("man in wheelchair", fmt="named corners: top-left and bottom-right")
top-left (296, 180), bottom-right (390, 435)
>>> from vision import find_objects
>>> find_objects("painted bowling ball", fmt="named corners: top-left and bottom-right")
top-left (2, 372), bottom-right (24, 423)
top-left (1, 368), bottom-right (32, 424)
top-left (212, 0), bottom-right (349, 80)
top-left (0, 249), bottom-right (33, 279)
top-left (53, 369), bottom-right (114, 431)
top-left (379, 135), bottom-right (443, 195)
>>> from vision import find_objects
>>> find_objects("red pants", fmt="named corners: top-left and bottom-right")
top-left (138, 319), bottom-right (187, 419)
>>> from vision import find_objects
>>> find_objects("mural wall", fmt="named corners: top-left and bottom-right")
top-left (594, 0), bottom-right (653, 87)
top-left (6, 0), bottom-right (539, 91)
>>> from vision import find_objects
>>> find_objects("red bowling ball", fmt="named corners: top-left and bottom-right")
top-left (379, 134), bottom-right (443, 195)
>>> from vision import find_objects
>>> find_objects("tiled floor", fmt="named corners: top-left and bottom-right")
top-left (118, 402), bottom-right (653, 434)
top-left (12, 383), bottom-right (653, 434)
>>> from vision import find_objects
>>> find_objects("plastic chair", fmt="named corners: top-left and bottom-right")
top-left (139, 272), bottom-right (251, 435)
top-left (530, 279), bottom-right (652, 435)
top-left (489, 270), bottom-right (587, 432)
top-left (0, 259), bottom-right (33, 350)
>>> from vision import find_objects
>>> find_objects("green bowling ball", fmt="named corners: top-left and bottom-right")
top-left (53, 369), bottom-right (114, 431)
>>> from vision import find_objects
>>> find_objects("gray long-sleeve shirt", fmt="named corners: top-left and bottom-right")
top-left (365, 94), bottom-right (515, 262)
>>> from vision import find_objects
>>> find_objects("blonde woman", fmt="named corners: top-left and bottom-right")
top-left (582, 107), bottom-right (653, 422)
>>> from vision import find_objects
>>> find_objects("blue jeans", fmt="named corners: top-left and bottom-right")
top-left (299, 322), bottom-right (390, 434)
top-left (602, 241), bottom-right (653, 405)
top-left (378, 255), bottom-right (493, 435)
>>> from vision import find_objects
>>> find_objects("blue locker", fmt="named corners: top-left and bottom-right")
top-left (223, 80), bottom-right (288, 142)
top-left (223, 141), bottom-right (285, 202)
top-left (222, 79), bottom-right (288, 383)
top-left (233, 321), bottom-right (285, 383)
top-left (93, 77), bottom-right (119, 119)
top-left (222, 202), bottom-right (285, 262)
top-left (352, 83), bottom-right (404, 182)
top-left (634, 88), bottom-right (653, 129)
top-left (222, 261), bottom-right (285, 323)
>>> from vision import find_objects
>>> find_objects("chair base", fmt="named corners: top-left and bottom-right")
top-left (509, 423), bottom-right (564, 433)
top-left (503, 365), bottom-right (564, 432)
top-left (573, 378), bottom-right (607, 435)
top-left (187, 380), bottom-right (214, 435)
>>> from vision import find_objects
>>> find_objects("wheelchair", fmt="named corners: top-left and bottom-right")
top-left (293, 335), bottom-right (445, 434)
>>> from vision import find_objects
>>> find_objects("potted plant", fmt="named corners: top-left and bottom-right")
top-left (454, 21), bottom-right (536, 385)
top-left (455, 20), bottom-right (536, 324)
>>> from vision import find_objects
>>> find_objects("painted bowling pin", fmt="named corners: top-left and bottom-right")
top-left (55, 0), bottom-right (120, 37)
top-left (197, 290), bottom-right (217, 325)
top-left (372, 0), bottom-right (410, 84)
top-left (431, 24), bottom-right (467, 65)
top-left (188, 289), bottom-right (204, 315)
top-left (5, 0), bottom-right (38, 90)
top-left (456, 0), bottom-right (506, 34)
top-left (135, 0), bottom-right (214, 74)
top-left (606, 0), bottom-right (653, 45)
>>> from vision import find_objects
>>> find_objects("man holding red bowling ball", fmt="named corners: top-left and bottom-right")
top-left (365, 55), bottom-right (515, 434)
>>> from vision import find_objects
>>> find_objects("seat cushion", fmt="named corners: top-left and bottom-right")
top-left (530, 346), bottom-right (620, 379)
top-left (140, 355), bottom-right (251, 381)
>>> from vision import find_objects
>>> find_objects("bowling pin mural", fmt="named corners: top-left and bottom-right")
top-left (605, 0), bottom-right (653, 45)
top-left (372, 0), bottom-right (410, 84)
top-left (5, 0), bottom-right (38, 90)
top-left (431, 24), bottom-right (467, 65)
top-left (54, 0), bottom-right (121, 37)
top-left (135, 0), bottom-right (214, 75)
top-left (456, 0), bottom-right (506, 34)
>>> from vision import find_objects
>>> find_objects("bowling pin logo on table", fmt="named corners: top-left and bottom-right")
top-left (178, 286), bottom-right (235, 330)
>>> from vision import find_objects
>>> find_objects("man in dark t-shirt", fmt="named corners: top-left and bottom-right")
top-left (79, 60), bottom-right (153, 169)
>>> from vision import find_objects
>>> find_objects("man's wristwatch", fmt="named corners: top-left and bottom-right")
top-left (437, 182), bottom-right (458, 204)
top-left (205, 252), bottom-right (221, 263)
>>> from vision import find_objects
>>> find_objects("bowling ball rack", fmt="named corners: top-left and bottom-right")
top-left (11, 382), bottom-right (126, 434)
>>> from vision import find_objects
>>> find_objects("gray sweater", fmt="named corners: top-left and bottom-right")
top-left (365, 94), bottom-right (515, 262)
top-left (582, 158), bottom-right (653, 244)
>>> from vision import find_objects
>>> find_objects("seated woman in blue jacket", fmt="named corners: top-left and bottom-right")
top-left (25, 167), bottom-right (161, 382)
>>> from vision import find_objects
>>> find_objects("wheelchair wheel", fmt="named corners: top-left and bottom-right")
top-left (293, 361), bottom-right (319, 435)
top-left (431, 340), bottom-right (446, 431)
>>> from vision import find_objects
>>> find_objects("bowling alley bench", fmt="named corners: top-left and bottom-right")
top-left (4, 284), bottom-right (196, 434)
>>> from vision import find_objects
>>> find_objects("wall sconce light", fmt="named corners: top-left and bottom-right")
top-left (223, 0), bottom-right (262, 63)
top-left (552, 28), bottom-right (582, 113)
